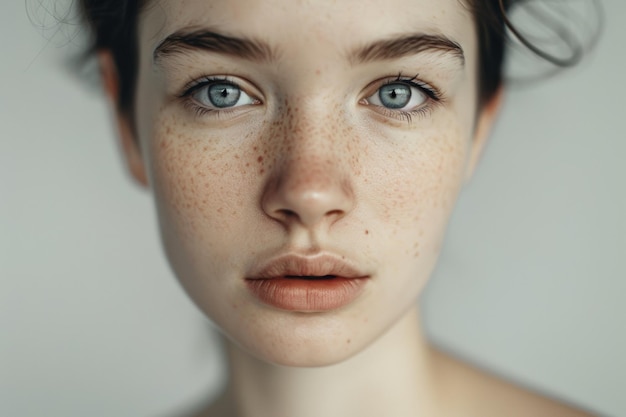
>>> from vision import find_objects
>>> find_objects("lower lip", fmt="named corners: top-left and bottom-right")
top-left (246, 277), bottom-right (368, 312)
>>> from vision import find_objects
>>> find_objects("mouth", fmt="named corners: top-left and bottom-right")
top-left (245, 254), bottom-right (369, 312)
top-left (284, 275), bottom-right (337, 280)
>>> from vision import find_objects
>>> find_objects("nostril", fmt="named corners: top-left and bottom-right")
top-left (326, 209), bottom-right (345, 218)
top-left (272, 207), bottom-right (346, 225)
top-left (276, 209), bottom-right (299, 220)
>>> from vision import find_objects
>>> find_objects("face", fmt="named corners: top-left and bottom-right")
top-left (111, 0), bottom-right (498, 366)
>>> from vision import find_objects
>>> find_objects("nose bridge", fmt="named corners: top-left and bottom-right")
top-left (261, 98), bottom-right (355, 229)
top-left (282, 101), bottom-right (343, 183)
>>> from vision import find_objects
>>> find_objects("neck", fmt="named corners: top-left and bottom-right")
top-left (221, 306), bottom-right (440, 417)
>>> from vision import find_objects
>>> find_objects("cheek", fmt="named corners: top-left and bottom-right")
top-left (359, 120), bottom-right (469, 315)
top-left (366, 119), bottom-right (468, 242)
top-left (145, 115), bottom-right (261, 267)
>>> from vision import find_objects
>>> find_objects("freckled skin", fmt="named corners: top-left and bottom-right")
top-left (129, 0), bottom-right (487, 367)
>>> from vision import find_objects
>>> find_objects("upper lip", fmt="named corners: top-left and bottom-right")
top-left (247, 253), bottom-right (369, 280)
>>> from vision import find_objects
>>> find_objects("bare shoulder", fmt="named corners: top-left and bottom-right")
top-left (430, 347), bottom-right (597, 417)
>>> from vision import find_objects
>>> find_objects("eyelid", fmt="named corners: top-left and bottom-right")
top-left (179, 75), bottom-right (260, 99)
top-left (366, 74), bottom-right (443, 102)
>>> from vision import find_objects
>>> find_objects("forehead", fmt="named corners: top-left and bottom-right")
top-left (140, 0), bottom-right (476, 61)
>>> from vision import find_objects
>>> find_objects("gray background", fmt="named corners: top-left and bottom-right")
top-left (1, 1), bottom-right (624, 416)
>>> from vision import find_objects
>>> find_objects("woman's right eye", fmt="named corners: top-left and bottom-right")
top-left (184, 79), bottom-right (259, 111)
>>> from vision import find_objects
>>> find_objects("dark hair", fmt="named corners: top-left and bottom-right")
top-left (76, 0), bottom-right (582, 116)
top-left (78, 0), bottom-right (144, 116)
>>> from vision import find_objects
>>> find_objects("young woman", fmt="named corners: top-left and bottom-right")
top-left (78, 0), bottom-right (596, 416)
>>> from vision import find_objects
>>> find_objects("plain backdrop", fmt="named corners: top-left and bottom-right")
top-left (1, 1), bottom-right (624, 416)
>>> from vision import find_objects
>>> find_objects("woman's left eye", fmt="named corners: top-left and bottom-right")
top-left (365, 82), bottom-right (428, 112)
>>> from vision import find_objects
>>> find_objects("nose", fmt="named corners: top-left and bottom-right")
top-left (261, 111), bottom-right (356, 230)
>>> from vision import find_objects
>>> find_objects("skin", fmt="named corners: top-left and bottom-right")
top-left (99, 0), bottom-right (594, 416)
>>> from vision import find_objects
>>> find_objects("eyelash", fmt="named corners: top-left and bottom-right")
top-left (368, 73), bottom-right (444, 124)
top-left (177, 73), bottom-right (444, 122)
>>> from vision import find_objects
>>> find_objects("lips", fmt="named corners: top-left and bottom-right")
top-left (245, 254), bottom-right (369, 312)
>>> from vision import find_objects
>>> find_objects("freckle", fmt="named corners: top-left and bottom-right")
top-left (346, 339), bottom-right (351, 344)
top-left (365, 230), bottom-right (369, 235)
top-left (257, 156), bottom-right (264, 163)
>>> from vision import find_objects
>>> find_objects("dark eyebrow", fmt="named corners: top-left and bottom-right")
top-left (153, 29), bottom-right (277, 64)
top-left (349, 33), bottom-right (465, 66)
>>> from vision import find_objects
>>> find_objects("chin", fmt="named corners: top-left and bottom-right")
top-left (221, 310), bottom-right (382, 368)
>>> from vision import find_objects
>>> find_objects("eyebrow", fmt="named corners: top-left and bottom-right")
top-left (153, 29), bottom-right (464, 68)
top-left (349, 33), bottom-right (465, 66)
top-left (153, 29), bottom-right (278, 64)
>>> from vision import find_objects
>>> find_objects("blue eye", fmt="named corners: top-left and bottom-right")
top-left (366, 82), bottom-right (428, 111)
top-left (188, 80), bottom-right (256, 109)
top-left (206, 83), bottom-right (241, 107)
top-left (378, 84), bottom-right (411, 108)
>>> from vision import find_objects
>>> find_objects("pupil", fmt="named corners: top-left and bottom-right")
top-left (379, 84), bottom-right (411, 109)
top-left (208, 83), bottom-right (241, 108)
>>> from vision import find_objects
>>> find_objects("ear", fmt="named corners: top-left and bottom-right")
top-left (97, 51), bottom-right (149, 187)
top-left (464, 86), bottom-right (505, 182)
